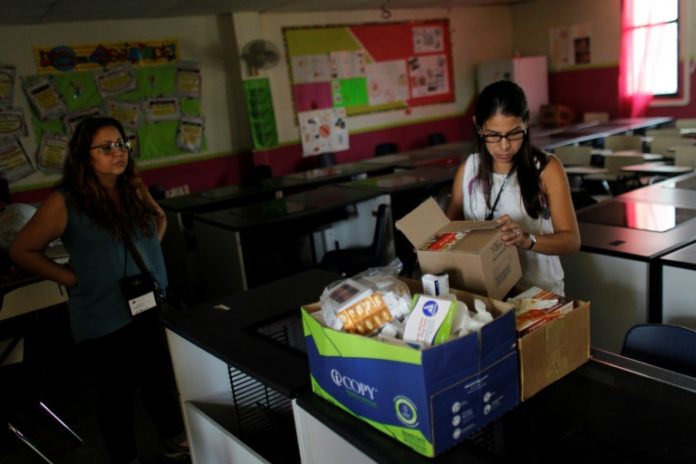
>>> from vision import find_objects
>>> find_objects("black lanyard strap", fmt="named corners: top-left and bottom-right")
top-left (485, 170), bottom-right (513, 220)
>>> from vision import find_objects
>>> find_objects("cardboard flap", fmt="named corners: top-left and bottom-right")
top-left (395, 197), bottom-right (450, 247)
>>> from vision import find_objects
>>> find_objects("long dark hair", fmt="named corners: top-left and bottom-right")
top-left (474, 80), bottom-right (548, 218)
top-left (62, 117), bottom-right (158, 238)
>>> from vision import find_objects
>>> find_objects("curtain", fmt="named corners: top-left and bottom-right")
top-left (619, 0), bottom-right (658, 118)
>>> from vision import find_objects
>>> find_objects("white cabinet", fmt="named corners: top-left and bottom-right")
top-left (476, 56), bottom-right (549, 126)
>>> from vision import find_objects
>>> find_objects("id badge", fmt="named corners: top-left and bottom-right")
top-left (119, 272), bottom-right (157, 317)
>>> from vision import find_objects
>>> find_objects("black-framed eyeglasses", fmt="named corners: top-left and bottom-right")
top-left (479, 128), bottom-right (527, 143)
top-left (90, 139), bottom-right (131, 156)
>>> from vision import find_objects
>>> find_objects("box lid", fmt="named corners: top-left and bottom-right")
top-left (396, 198), bottom-right (501, 247)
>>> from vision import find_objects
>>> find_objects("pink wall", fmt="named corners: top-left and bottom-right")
top-left (12, 109), bottom-right (475, 204)
top-left (549, 64), bottom-right (696, 121)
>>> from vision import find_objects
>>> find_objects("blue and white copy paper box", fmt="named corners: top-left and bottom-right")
top-left (302, 281), bottom-right (519, 457)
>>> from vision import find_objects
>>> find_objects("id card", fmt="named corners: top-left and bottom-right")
top-left (119, 272), bottom-right (157, 317)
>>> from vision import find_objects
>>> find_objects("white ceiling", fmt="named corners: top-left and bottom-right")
top-left (2, 0), bottom-right (531, 25)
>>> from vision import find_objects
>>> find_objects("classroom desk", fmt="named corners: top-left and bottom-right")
top-left (162, 269), bottom-right (696, 464)
top-left (620, 163), bottom-right (693, 178)
top-left (658, 241), bottom-right (696, 331)
top-left (191, 185), bottom-right (389, 300)
top-left (293, 348), bottom-right (696, 463)
top-left (532, 117), bottom-right (674, 151)
top-left (561, 189), bottom-right (696, 353)
top-left (340, 165), bottom-right (458, 268)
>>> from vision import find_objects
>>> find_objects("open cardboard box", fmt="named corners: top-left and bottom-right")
top-left (395, 198), bottom-right (522, 300)
top-left (517, 298), bottom-right (591, 400)
top-left (301, 279), bottom-right (519, 458)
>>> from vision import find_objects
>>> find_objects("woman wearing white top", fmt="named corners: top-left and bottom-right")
top-left (446, 81), bottom-right (580, 295)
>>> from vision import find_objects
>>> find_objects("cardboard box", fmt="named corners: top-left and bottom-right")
top-left (517, 299), bottom-right (590, 400)
top-left (395, 198), bottom-right (522, 300)
top-left (302, 284), bottom-right (519, 458)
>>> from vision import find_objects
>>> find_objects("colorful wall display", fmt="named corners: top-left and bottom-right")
top-left (283, 19), bottom-right (454, 117)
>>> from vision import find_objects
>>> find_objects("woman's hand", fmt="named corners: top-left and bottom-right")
top-left (496, 214), bottom-right (532, 249)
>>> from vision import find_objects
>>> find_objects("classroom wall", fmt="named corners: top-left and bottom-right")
top-left (511, 0), bottom-right (696, 119)
top-left (1, 15), bottom-right (249, 202)
top-left (233, 6), bottom-right (516, 172)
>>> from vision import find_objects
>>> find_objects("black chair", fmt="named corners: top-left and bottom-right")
top-left (427, 132), bottom-right (446, 146)
top-left (320, 204), bottom-right (391, 277)
top-left (317, 153), bottom-right (336, 168)
top-left (374, 143), bottom-right (398, 157)
top-left (621, 323), bottom-right (696, 377)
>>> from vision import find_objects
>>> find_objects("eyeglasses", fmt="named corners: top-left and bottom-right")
top-left (90, 139), bottom-right (131, 155)
top-left (479, 129), bottom-right (527, 143)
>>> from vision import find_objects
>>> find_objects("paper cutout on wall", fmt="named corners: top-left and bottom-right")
top-left (22, 76), bottom-right (67, 121)
top-left (332, 78), bottom-right (368, 108)
top-left (176, 116), bottom-right (205, 153)
top-left (37, 133), bottom-right (69, 171)
top-left (412, 26), bottom-right (444, 53)
top-left (0, 137), bottom-right (34, 181)
top-left (291, 55), bottom-right (331, 84)
top-left (408, 54), bottom-right (449, 98)
top-left (176, 61), bottom-right (202, 98)
top-left (105, 100), bottom-right (141, 128)
top-left (143, 96), bottom-right (180, 122)
top-left (244, 78), bottom-right (279, 149)
top-left (95, 65), bottom-right (137, 98)
top-left (298, 108), bottom-right (349, 156)
top-left (0, 108), bottom-right (28, 138)
top-left (293, 82), bottom-right (332, 112)
top-left (367, 60), bottom-right (409, 105)
top-left (329, 51), bottom-right (366, 79)
top-left (63, 107), bottom-right (103, 136)
top-left (0, 64), bottom-right (16, 107)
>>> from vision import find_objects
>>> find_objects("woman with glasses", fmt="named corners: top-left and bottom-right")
top-left (10, 117), bottom-right (188, 463)
top-left (446, 81), bottom-right (580, 295)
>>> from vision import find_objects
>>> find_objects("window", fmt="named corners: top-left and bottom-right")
top-left (620, 0), bottom-right (686, 115)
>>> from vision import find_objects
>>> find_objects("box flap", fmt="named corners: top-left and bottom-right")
top-left (395, 197), bottom-right (450, 247)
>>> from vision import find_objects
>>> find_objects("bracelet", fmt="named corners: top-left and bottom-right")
top-left (526, 233), bottom-right (537, 250)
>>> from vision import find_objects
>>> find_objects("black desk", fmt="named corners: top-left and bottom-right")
top-left (192, 186), bottom-right (386, 299)
top-left (294, 349), bottom-right (696, 463)
top-left (562, 186), bottom-right (696, 353)
top-left (161, 270), bottom-right (696, 464)
top-left (658, 240), bottom-right (696, 329)
top-left (532, 117), bottom-right (674, 151)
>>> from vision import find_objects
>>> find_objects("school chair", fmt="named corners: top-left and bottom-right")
top-left (649, 136), bottom-right (694, 159)
top-left (645, 128), bottom-right (681, 137)
top-left (319, 204), bottom-right (391, 277)
top-left (583, 112), bottom-right (609, 123)
top-left (674, 145), bottom-right (696, 168)
top-left (374, 142), bottom-right (398, 157)
top-left (603, 135), bottom-right (643, 152)
top-left (554, 146), bottom-right (592, 166)
top-left (675, 118), bottom-right (696, 129)
top-left (622, 324), bottom-right (696, 378)
top-left (317, 153), bottom-right (336, 167)
top-left (427, 132), bottom-right (446, 146)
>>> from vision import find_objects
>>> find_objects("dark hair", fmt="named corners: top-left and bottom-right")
top-left (473, 80), bottom-right (548, 218)
top-left (62, 117), bottom-right (158, 238)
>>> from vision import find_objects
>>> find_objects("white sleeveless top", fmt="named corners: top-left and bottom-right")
top-left (461, 153), bottom-right (565, 295)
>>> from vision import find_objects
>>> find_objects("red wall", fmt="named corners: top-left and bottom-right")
top-left (549, 64), bottom-right (696, 121)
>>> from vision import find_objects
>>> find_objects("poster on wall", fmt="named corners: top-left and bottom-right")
top-left (37, 133), bottom-right (69, 171)
top-left (143, 96), bottom-right (180, 122)
top-left (105, 100), bottom-right (141, 128)
top-left (0, 108), bottom-right (28, 138)
top-left (0, 64), bottom-right (16, 107)
top-left (0, 137), bottom-right (34, 181)
top-left (284, 19), bottom-right (454, 117)
top-left (176, 116), bottom-right (205, 153)
top-left (63, 107), bottom-right (103, 136)
top-left (95, 65), bottom-right (137, 98)
top-left (33, 39), bottom-right (180, 74)
top-left (244, 78), bottom-right (279, 149)
top-left (22, 76), bottom-right (67, 121)
top-left (298, 107), bottom-right (349, 156)
top-left (176, 61), bottom-right (202, 98)
top-left (550, 23), bottom-right (592, 70)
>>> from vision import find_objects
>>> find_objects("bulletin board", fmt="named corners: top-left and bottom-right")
top-left (283, 19), bottom-right (454, 117)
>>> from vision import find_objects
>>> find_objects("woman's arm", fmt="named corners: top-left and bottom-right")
top-left (9, 191), bottom-right (77, 287)
top-left (498, 156), bottom-right (580, 255)
top-left (446, 163), bottom-right (466, 220)
top-left (137, 181), bottom-right (167, 241)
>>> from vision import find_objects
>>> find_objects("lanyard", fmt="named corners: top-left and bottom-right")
top-left (485, 170), bottom-right (513, 220)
